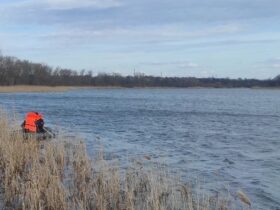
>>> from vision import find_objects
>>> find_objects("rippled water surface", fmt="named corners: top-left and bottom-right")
top-left (0, 88), bottom-right (279, 209)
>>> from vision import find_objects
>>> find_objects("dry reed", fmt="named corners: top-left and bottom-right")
top-left (0, 111), bottom-right (248, 209)
top-left (0, 86), bottom-right (78, 93)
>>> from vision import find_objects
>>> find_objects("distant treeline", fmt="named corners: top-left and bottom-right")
top-left (1, 55), bottom-right (280, 88)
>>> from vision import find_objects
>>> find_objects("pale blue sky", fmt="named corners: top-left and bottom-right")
top-left (0, 0), bottom-right (280, 78)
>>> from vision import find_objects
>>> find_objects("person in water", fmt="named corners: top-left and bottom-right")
top-left (21, 112), bottom-right (45, 133)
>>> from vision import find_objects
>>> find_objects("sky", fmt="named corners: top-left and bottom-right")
top-left (0, 0), bottom-right (280, 79)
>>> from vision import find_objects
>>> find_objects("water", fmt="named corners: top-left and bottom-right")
top-left (0, 88), bottom-right (279, 209)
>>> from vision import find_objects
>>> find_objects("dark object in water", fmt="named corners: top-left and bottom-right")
top-left (223, 158), bottom-right (234, 165)
top-left (22, 127), bottom-right (56, 140)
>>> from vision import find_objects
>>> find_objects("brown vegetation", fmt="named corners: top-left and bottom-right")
top-left (0, 86), bottom-right (78, 93)
top-left (0, 111), bottom-right (250, 209)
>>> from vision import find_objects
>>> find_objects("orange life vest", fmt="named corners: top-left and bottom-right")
top-left (24, 112), bottom-right (44, 132)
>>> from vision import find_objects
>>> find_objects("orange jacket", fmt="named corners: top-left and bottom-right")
top-left (24, 112), bottom-right (44, 132)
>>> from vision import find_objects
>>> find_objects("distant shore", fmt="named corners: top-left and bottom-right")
top-left (0, 86), bottom-right (130, 93)
top-left (0, 85), bottom-right (280, 93)
top-left (0, 85), bottom-right (79, 93)
top-left (1, 55), bottom-right (280, 89)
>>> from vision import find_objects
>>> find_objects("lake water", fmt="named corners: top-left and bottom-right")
top-left (0, 88), bottom-right (279, 209)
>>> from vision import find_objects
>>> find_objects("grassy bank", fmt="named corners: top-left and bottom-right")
top-left (0, 86), bottom-right (79, 93)
top-left (1, 85), bottom-right (279, 94)
top-left (0, 111), bottom-right (251, 210)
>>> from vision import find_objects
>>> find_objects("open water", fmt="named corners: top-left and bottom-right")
top-left (0, 88), bottom-right (279, 209)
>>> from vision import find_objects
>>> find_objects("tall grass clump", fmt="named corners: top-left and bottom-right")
top-left (0, 110), bottom-right (249, 210)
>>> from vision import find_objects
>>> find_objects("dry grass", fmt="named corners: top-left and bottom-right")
top-left (0, 85), bottom-right (79, 93)
top-left (0, 111), bottom-right (250, 210)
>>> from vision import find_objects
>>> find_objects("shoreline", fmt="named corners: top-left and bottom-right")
top-left (0, 85), bottom-right (279, 93)
top-left (0, 85), bottom-right (80, 93)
